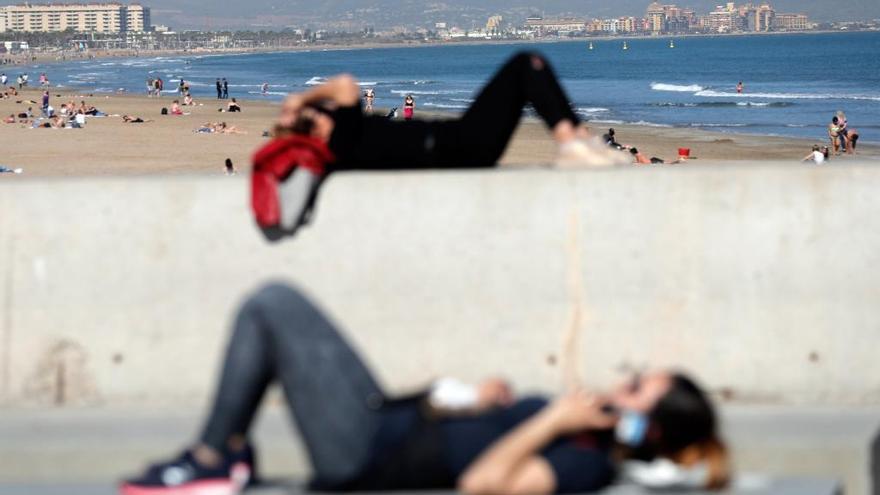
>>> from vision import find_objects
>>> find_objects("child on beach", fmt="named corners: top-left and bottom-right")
top-left (170, 100), bottom-right (184, 116)
top-left (802, 144), bottom-right (825, 164)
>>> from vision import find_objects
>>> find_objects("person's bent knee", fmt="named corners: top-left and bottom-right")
top-left (249, 282), bottom-right (310, 312)
top-left (509, 51), bottom-right (546, 71)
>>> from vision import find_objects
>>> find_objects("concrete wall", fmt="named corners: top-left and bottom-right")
top-left (1, 164), bottom-right (879, 407)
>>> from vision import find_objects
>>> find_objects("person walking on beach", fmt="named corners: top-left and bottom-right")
top-left (16, 75), bottom-right (23, 90)
top-left (146, 78), bottom-right (154, 97)
top-left (222, 78), bottom-right (229, 99)
top-left (736, 81), bottom-right (743, 94)
top-left (154, 78), bottom-right (163, 98)
top-left (364, 88), bottom-right (375, 113)
top-left (41, 90), bottom-right (50, 117)
top-left (178, 79), bottom-right (186, 95)
top-left (0, 73), bottom-right (6, 86)
top-left (403, 94), bottom-right (415, 120)
top-left (262, 82), bottom-right (270, 96)
top-left (216, 78), bottom-right (223, 99)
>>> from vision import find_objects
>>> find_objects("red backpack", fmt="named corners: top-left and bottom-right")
top-left (251, 135), bottom-right (335, 241)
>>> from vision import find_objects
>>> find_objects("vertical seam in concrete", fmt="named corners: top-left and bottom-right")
top-left (1, 233), bottom-right (14, 402)
top-left (562, 207), bottom-right (585, 391)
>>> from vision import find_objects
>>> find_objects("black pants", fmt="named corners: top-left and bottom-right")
top-left (199, 283), bottom-right (385, 487)
top-left (333, 51), bottom-right (580, 170)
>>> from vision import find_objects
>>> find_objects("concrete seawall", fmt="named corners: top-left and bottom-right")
top-left (1, 164), bottom-right (879, 407)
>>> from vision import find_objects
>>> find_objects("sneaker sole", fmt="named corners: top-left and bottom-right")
top-left (120, 463), bottom-right (250, 495)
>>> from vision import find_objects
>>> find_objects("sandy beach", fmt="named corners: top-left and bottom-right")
top-left (1, 87), bottom-right (875, 177)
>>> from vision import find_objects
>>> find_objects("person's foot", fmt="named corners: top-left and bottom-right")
top-left (119, 448), bottom-right (254, 495)
top-left (555, 138), bottom-right (631, 168)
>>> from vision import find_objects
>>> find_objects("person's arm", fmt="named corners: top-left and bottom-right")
top-left (283, 75), bottom-right (360, 114)
top-left (458, 391), bottom-right (616, 495)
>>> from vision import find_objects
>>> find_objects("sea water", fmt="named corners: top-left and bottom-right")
top-left (23, 31), bottom-right (880, 142)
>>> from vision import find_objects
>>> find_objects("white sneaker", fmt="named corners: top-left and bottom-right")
top-left (555, 138), bottom-right (631, 168)
top-left (13, 168), bottom-right (22, 174)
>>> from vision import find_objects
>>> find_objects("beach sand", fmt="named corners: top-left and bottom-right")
top-left (1, 88), bottom-right (875, 177)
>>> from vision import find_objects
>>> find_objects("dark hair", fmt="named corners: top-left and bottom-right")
top-left (832, 117), bottom-right (839, 124)
top-left (629, 147), bottom-right (638, 155)
top-left (812, 145), bottom-right (820, 152)
top-left (649, 374), bottom-right (729, 489)
top-left (288, 104), bottom-right (330, 136)
top-left (608, 128), bottom-right (615, 136)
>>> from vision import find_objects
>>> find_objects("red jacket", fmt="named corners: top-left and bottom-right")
top-left (251, 135), bottom-right (335, 228)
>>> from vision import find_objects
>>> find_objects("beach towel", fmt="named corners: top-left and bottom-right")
top-left (251, 135), bottom-right (335, 242)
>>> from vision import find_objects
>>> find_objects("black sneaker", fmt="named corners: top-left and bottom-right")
top-left (119, 449), bottom-right (252, 495)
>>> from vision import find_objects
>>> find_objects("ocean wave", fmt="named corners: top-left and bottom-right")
top-left (390, 89), bottom-right (470, 96)
top-left (651, 101), bottom-right (793, 108)
top-left (305, 76), bottom-right (327, 86)
top-left (247, 91), bottom-right (287, 96)
top-left (588, 119), bottom-right (670, 128)
top-left (651, 83), bottom-right (706, 92)
top-left (696, 89), bottom-right (880, 101)
top-left (692, 123), bottom-right (751, 127)
top-left (576, 107), bottom-right (610, 114)
top-left (423, 102), bottom-right (468, 109)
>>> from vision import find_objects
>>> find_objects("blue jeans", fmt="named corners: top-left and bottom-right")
top-left (199, 283), bottom-right (385, 487)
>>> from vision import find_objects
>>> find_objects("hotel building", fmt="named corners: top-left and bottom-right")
top-left (0, 3), bottom-right (150, 33)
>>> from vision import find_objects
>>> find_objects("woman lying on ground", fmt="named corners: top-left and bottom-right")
top-left (121, 283), bottom-right (730, 495)
top-left (251, 51), bottom-right (629, 240)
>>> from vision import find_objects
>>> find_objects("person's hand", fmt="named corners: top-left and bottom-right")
top-left (476, 378), bottom-right (514, 411)
top-left (543, 390), bottom-right (617, 435)
top-left (278, 93), bottom-right (304, 129)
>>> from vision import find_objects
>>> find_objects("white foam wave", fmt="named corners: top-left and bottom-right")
top-left (576, 107), bottom-right (610, 114)
top-left (693, 123), bottom-right (749, 127)
top-left (247, 91), bottom-right (287, 96)
top-left (651, 83), bottom-right (705, 92)
top-left (358, 82), bottom-right (377, 86)
top-left (696, 89), bottom-right (880, 101)
top-left (390, 89), bottom-right (470, 96)
top-left (305, 76), bottom-right (327, 86)
top-left (423, 103), bottom-right (468, 109)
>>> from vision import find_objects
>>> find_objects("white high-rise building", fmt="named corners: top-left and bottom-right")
top-left (0, 3), bottom-right (151, 34)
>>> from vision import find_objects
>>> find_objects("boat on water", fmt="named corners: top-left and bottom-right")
top-left (588, 42), bottom-right (594, 50)
top-left (669, 40), bottom-right (675, 48)
top-left (623, 41), bottom-right (628, 50)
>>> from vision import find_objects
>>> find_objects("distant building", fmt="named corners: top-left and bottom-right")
top-left (707, 5), bottom-right (740, 33)
top-left (0, 3), bottom-right (151, 34)
top-left (774, 13), bottom-right (809, 31)
top-left (486, 15), bottom-right (503, 34)
top-left (525, 16), bottom-right (586, 35)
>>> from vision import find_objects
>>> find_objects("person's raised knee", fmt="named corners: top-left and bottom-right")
top-left (250, 282), bottom-right (308, 309)
top-left (510, 51), bottom-right (545, 71)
